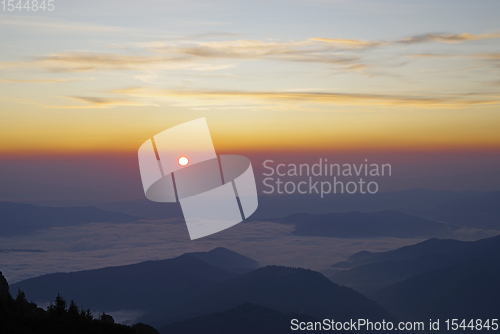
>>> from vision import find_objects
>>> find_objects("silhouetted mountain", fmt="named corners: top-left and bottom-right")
top-left (98, 199), bottom-right (183, 220)
top-left (0, 202), bottom-right (143, 236)
top-left (149, 266), bottom-right (395, 328)
top-left (285, 210), bottom-right (453, 238)
top-left (12, 252), bottom-right (238, 317)
top-left (132, 323), bottom-right (159, 334)
top-left (330, 235), bottom-right (500, 295)
top-left (373, 255), bottom-right (500, 320)
top-left (416, 191), bottom-right (500, 229)
top-left (158, 303), bottom-right (331, 334)
top-left (332, 238), bottom-right (468, 269)
top-left (185, 247), bottom-right (259, 274)
top-left (11, 251), bottom-right (390, 329)
top-left (99, 189), bottom-right (483, 219)
top-left (331, 254), bottom-right (464, 295)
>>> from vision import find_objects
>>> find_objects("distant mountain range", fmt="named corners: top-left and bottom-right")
top-left (327, 234), bottom-right (500, 323)
top-left (283, 210), bottom-right (453, 238)
top-left (374, 255), bottom-right (500, 320)
top-left (11, 248), bottom-right (394, 329)
top-left (5, 189), bottom-right (500, 331)
top-left (158, 303), bottom-right (330, 334)
top-left (332, 238), bottom-right (471, 269)
top-left (330, 234), bottom-right (500, 294)
top-left (97, 199), bottom-right (183, 220)
top-left (11, 249), bottom-right (240, 316)
top-left (95, 189), bottom-right (484, 220)
top-left (3, 189), bottom-right (498, 240)
top-left (186, 247), bottom-right (259, 274)
top-left (270, 190), bottom-right (500, 238)
top-left (10, 234), bottom-right (500, 331)
top-left (374, 254), bottom-right (500, 319)
top-left (147, 265), bottom-right (395, 328)
top-left (0, 202), bottom-right (143, 236)
top-left (253, 189), bottom-right (485, 219)
top-left (414, 191), bottom-right (500, 229)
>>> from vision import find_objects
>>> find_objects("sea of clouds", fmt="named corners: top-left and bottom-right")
top-left (0, 219), bottom-right (428, 284)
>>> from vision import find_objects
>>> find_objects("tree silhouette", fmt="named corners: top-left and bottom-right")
top-left (80, 307), bottom-right (93, 321)
top-left (1, 286), bottom-right (152, 333)
top-left (100, 312), bottom-right (115, 324)
top-left (15, 288), bottom-right (27, 304)
top-left (68, 300), bottom-right (79, 318)
top-left (47, 293), bottom-right (67, 317)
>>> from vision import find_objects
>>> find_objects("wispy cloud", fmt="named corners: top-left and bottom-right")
top-left (310, 37), bottom-right (386, 48)
top-left (139, 39), bottom-right (365, 70)
top-left (48, 96), bottom-right (159, 109)
top-left (398, 32), bottom-right (500, 44)
top-left (109, 87), bottom-right (500, 109)
top-left (312, 31), bottom-right (500, 48)
top-left (0, 49), bottom-right (365, 75)
top-left (2, 31), bottom-right (498, 76)
top-left (0, 78), bottom-right (74, 83)
top-left (38, 52), bottom-right (190, 72)
top-left (405, 54), bottom-right (454, 58)
top-left (470, 53), bottom-right (500, 60)
top-left (405, 52), bottom-right (500, 66)
top-left (0, 16), bottom-right (127, 33)
top-left (158, 39), bottom-right (316, 58)
top-left (0, 52), bottom-right (236, 73)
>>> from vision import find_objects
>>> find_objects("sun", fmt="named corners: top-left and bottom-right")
top-left (178, 156), bottom-right (189, 166)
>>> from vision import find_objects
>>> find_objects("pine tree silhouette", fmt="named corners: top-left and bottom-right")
top-left (68, 300), bottom-right (79, 318)
top-left (47, 293), bottom-right (67, 317)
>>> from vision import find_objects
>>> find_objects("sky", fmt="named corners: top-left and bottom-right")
top-left (1, 0), bottom-right (500, 201)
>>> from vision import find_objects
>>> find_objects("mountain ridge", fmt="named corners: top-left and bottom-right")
top-left (0, 202), bottom-right (144, 236)
top-left (285, 210), bottom-right (454, 238)
top-left (330, 234), bottom-right (500, 295)
top-left (147, 265), bottom-right (396, 328)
